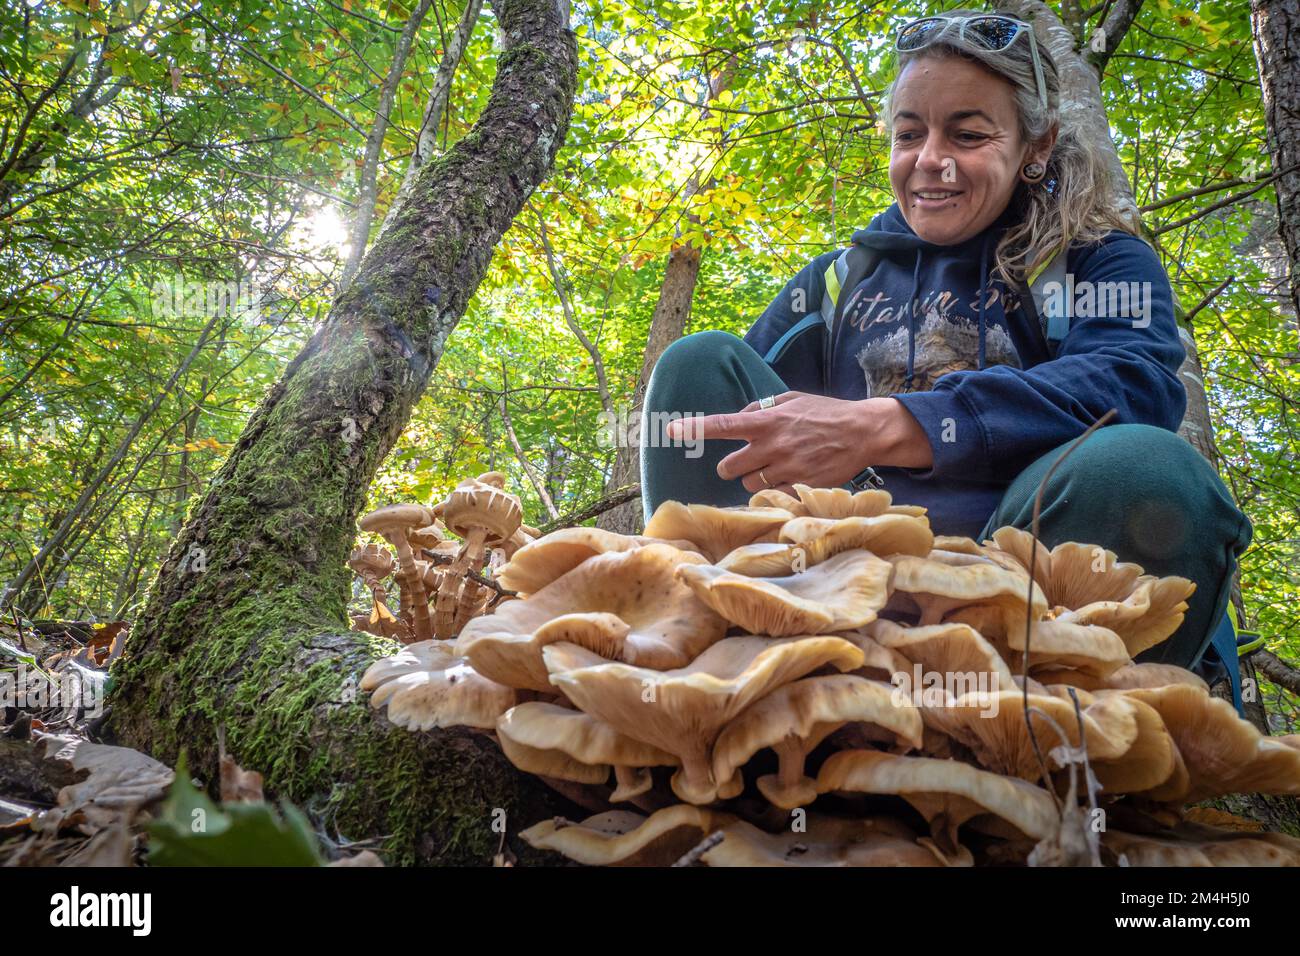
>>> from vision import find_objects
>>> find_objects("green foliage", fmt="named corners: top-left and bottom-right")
top-left (147, 756), bottom-right (325, 866)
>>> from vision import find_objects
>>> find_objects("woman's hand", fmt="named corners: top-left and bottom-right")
top-left (664, 392), bottom-right (935, 494)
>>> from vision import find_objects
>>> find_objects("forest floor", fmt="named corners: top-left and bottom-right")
top-left (0, 618), bottom-right (385, 866)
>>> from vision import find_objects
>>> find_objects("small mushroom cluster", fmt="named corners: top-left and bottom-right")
top-left (359, 483), bottom-right (1300, 866)
top-left (348, 471), bottom-right (538, 644)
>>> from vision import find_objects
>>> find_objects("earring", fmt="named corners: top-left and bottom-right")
top-left (1022, 161), bottom-right (1046, 183)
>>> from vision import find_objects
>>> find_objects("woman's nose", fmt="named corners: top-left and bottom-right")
top-left (915, 136), bottom-right (951, 175)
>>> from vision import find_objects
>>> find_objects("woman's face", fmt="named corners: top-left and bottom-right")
top-left (888, 55), bottom-right (1049, 245)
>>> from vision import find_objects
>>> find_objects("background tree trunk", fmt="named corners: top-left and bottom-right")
top-left (106, 0), bottom-right (580, 865)
top-left (596, 243), bottom-right (701, 533)
top-left (597, 57), bottom-right (739, 534)
top-left (1251, 0), bottom-right (1300, 322)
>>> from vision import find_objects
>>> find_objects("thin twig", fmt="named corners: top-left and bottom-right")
top-left (536, 485), bottom-right (641, 534)
top-left (672, 829), bottom-right (725, 867)
top-left (1183, 275), bottom-right (1234, 324)
top-left (499, 363), bottom-right (560, 520)
top-left (9, 607), bottom-right (26, 652)
top-left (419, 549), bottom-right (517, 599)
top-left (1021, 408), bottom-right (1117, 799)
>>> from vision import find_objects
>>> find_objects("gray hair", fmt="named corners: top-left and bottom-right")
top-left (882, 8), bottom-right (1138, 286)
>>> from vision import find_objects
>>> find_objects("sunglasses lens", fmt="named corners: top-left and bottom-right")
top-left (966, 16), bottom-right (1022, 50)
top-left (897, 18), bottom-right (944, 51)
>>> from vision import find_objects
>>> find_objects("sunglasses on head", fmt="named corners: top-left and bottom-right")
top-left (895, 14), bottom-right (1048, 111)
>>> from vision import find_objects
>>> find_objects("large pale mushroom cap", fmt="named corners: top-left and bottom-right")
top-left (521, 804), bottom-right (736, 866)
top-left (359, 503), bottom-right (437, 537)
top-left (888, 554), bottom-right (1048, 629)
top-left (920, 688), bottom-right (1143, 781)
top-left (407, 523), bottom-right (449, 552)
top-left (496, 702), bottom-right (678, 802)
top-left (780, 513), bottom-right (933, 561)
top-left (642, 501), bottom-right (792, 562)
top-left (816, 749), bottom-right (1059, 852)
top-left (932, 535), bottom-right (983, 556)
top-left (789, 483), bottom-right (896, 518)
top-left (1100, 683), bottom-right (1300, 802)
top-left (497, 526), bottom-right (700, 594)
top-left (986, 618), bottom-right (1131, 679)
top-left (359, 639), bottom-right (516, 731)
top-left (348, 543), bottom-right (396, 583)
top-left (748, 488), bottom-right (806, 513)
top-left (1027, 662), bottom-right (1208, 692)
top-left (711, 674), bottom-right (923, 809)
top-left (1066, 693), bottom-right (1181, 794)
top-left (360, 638), bottom-right (445, 689)
top-left (867, 619), bottom-right (1017, 695)
top-left (543, 635), bottom-right (865, 804)
top-left (457, 543), bottom-right (726, 691)
top-left (700, 815), bottom-right (966, 867)
top-left (676, 549), bottom-right (894, 636)
top-left (1056, 575), bottom-right (1196, 658)
top-left (440, 473), bottom-right (523, 546)
top-left (835, 628), bottom-right (915, 684)
top-left (986, 527), bottom-right (1147, 607)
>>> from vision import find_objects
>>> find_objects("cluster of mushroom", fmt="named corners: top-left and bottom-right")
top-left (348, 471), bottom-right (538, 644)
top-left (359, 483), bottom-right (1300, 866)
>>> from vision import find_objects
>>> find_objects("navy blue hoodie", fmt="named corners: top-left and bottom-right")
top-left (743, 201), bottom-right (1187, 537)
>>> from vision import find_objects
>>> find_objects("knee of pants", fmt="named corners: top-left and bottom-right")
top-left (1047, 423), bottom-right (1245, 564)
top-left (654, 329), bottom-right (745, 377)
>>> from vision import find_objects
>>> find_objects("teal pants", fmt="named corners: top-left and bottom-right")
top-left (640, 330), bottom-right (1253, 670)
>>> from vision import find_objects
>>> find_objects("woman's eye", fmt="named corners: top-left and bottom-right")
top-left (956, 132), bottom-right (987, 143)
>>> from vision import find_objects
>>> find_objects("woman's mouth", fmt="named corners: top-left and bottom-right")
top-left (912, 189), bottom-right (963, 208)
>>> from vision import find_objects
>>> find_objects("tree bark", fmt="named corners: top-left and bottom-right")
top-left (1251, 0), bottom-right (1300, 322)
top-left (106, 0), bottom-right (579, 865)
top-left (378, 0), bottom-right (488, 241)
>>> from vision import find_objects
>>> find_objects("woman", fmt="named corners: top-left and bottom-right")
top-left (642, 10), bottom-right (1252, 674)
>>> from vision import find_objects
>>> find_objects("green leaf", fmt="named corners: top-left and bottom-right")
top-left (147, 757), bottom-right (324, 866)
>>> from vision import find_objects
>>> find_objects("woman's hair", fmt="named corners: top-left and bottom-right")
top-left (882, 8), bottom-right (1138, 286)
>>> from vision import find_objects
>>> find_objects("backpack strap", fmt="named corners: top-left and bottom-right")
top-left (820, 243), bottom-right (879, 333)
top-left (1025, 247), bottom-right (1071, 355)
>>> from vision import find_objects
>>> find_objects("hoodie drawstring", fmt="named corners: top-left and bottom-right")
top-left (902, 247), bottom-right (922, 393)
top-left (977, 232), bottom-right (990, 371)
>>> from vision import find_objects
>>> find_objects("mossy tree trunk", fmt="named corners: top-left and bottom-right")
top-left (107, 0), bottom-right (580, 865)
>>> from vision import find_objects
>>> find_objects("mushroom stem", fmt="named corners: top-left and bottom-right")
top-left (389, 530), bottom-right (432, 643)
top-left (918, 598), bottom-right (962, 626)
top-left (435, 526), bottom-right (489, 638)
top-left (671, 751), bottom-right (719, 805)
top-left (774, 736), bottom-right (810, 790)
top-left (753, 736), bottom-right (820, 810)
top-left (611, 765), bottom-right (653, 803)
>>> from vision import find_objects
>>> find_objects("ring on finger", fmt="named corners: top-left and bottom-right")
top-left (758, 395), bottom-right (777, 409)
